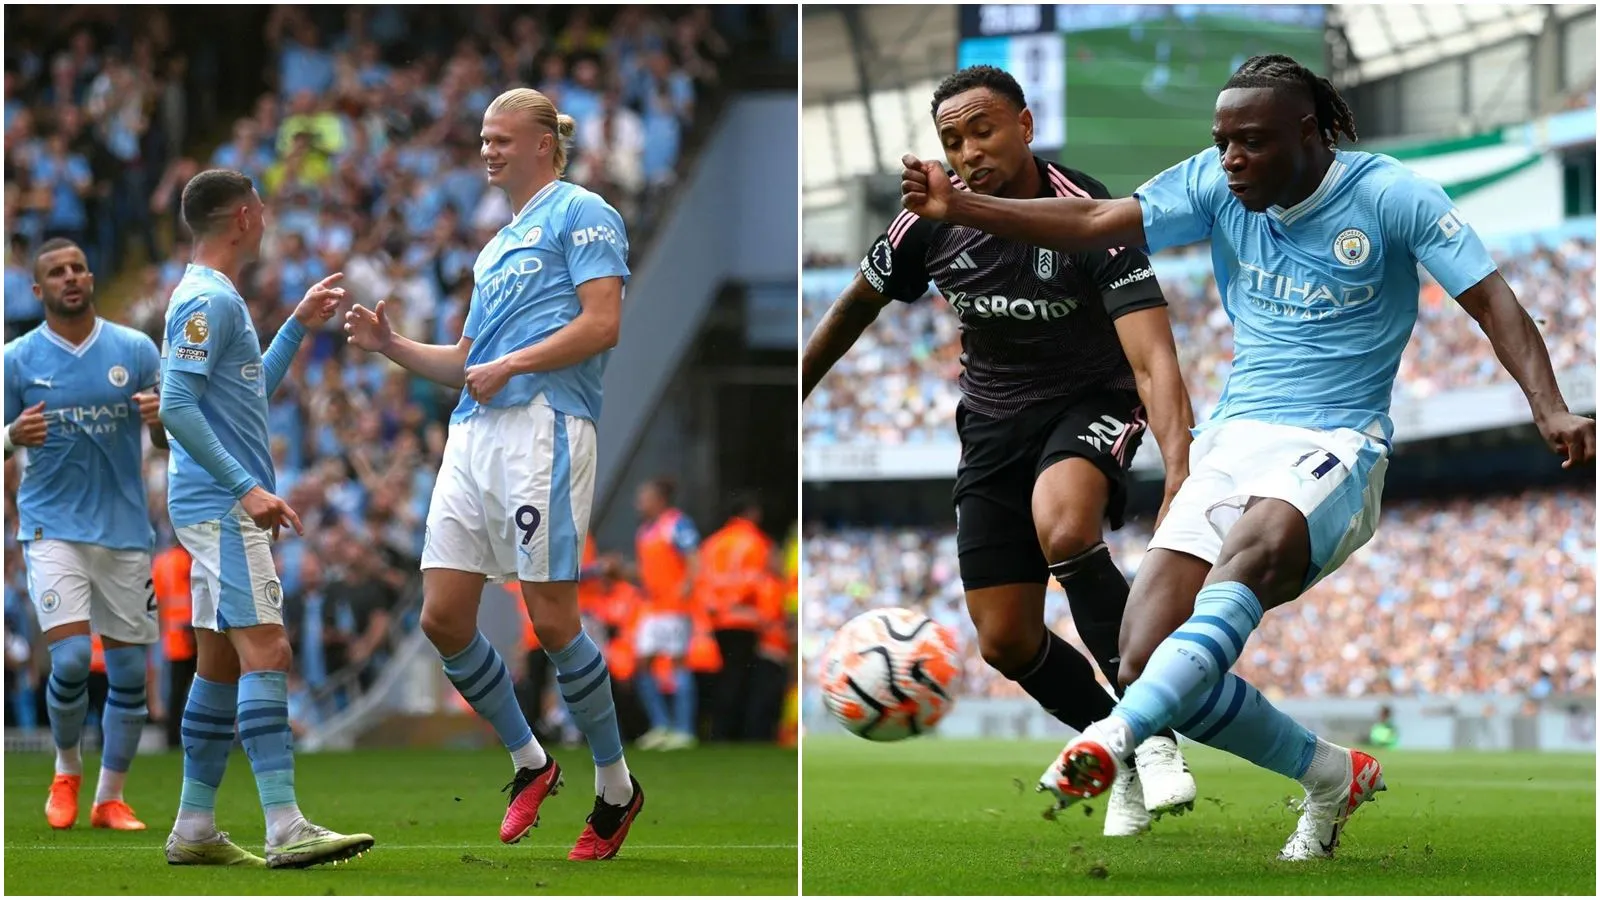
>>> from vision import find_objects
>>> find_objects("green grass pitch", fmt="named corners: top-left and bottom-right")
top-left (802, 738), bottom-right (1595, 895)
top-left (6, 745), bottom-right (797, 895)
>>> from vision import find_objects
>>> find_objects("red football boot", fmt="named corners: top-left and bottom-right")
top-left (500, 758), bottom-right (563, 844)
top-left (568, 776), bottom-right (644, 861)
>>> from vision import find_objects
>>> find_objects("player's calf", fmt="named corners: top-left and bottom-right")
top-left (93, 644), bottom-right (148, 829)
top-left (43, 633), bottom-right (92, 830)
top-left (434, 630), bottom-right (554, 839)
top-left (545, 630), bottom-right (635, 806)
top-left (45, 634), bottom-right (92, 776)
top-left (171, 676), bottom-right (237, 844)
top-left (966, 585), bottom-right (1115, 731)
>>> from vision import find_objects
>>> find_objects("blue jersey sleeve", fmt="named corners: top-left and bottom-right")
top-left (1133, 149), bottom-right (1227, 255)
top-left (159, 369), bottom-right (259, 499)
top-left (563, 193), bottom-right (630, 287)
top-left (137, 334), bottom-right (161, 391)
top-left (262, 317), bottom-right (307, 395)
top-left (671, 516), bottom-right (700, 555)
top-left (164, 294), bottom-right (234, 378)
top-left (1381, 173), bottom-right (1497, 298)
top-left (462, 283), bottom-right (484, 342)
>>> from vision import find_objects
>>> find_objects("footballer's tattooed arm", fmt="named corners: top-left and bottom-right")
top-left (801, 274), bottom-right (893, 400)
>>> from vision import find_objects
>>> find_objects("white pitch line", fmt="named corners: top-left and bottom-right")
top-left (9, 843), bottom-right (796, 852)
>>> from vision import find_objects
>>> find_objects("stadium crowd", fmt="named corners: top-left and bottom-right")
top-left (802, 488), bottom-right (1596, 702)
top-left (3, 6), bottom-right (799, 746)
top-left (802, 236), bottom-right (1597, 444)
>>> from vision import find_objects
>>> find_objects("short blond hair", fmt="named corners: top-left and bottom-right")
top-left (486, 88), bottom-right (578, 177)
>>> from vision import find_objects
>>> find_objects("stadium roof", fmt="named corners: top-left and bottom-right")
top-left (1331, 3), bottom-right (1592, 85)
top-left (802, 4), bottom-right (1594, 103)
top-left (801, 5), bottom-right (957, 105)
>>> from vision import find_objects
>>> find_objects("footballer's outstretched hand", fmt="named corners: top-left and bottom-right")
top-left (293, 272), bottom-right (347, 327)
top-left (344, 300), bottom-right (394, 353)
top-left (1537, 410), bottom-right (1596, 469)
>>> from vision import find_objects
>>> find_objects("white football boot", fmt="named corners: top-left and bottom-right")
top-left (1134, 735), bottom-right (1198, 818)
top-left (1279, 745), bottom-right (1386, 861)
top-left (1037, 718), bottom-right (1133, 810)
top-left (1101, 764), bottom-right (1151, 836)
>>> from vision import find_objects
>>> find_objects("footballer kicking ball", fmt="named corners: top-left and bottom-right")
top-left (819, 607), bottom-right (961, 741)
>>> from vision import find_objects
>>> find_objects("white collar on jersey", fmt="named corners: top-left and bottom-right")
top-left (511, 180), bottom-right (562, 228)
top-left (1267, 150), bottom-right (1349, 226)
top-left (41, 316), bottom-right (104, 357)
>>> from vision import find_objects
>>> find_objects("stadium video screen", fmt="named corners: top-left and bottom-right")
top-left (957, 4), bottom-right (1328, 197)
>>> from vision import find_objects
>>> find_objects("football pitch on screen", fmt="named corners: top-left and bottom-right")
top-left (803, 738), bottom-right (1595, 895)
top-left (1054, 16), bottom-right (1323, 198)
top-left (6, 746), bottom-right (797, 895)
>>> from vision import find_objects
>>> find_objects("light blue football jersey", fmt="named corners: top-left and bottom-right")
top-left (1135, 148), bottom-right (1497, 443)
top-left (456, 180), bottom-right (630, 424)
top-left (161, 264), bottom-right (277, 527)
top-left (4, 318), bottom-right (161, 550)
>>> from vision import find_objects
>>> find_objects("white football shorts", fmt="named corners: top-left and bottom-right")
top-left (1148, 419), bottom-right (1390, 590)
top-left (422, 399), bottom-right (596, 584)
top-left (24, 539), bottom-right (158, 644)
top-left (175, 503), bottom-right (285, 631)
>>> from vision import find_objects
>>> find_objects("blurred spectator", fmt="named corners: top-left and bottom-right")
top-left (803, 236), bottom-right (1597, 444)
top-left (4, 550), bottom-right (40, 729)
top-left (5, 233), bottom-right (44, 341)
top-left (803, 488), bottom-right (1596, 703)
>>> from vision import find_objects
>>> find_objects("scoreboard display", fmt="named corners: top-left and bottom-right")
top-left (957, 4), bottom-right (1328, 197)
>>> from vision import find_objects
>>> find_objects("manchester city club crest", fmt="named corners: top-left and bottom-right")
top-left (39, 590), bottom-right (60, 613)
top-left (1034, 247), bottom-right (1058, 280)
top-left (1335, 228), bottom-right (1371, 267)
top-left (108, 365), bottom-right (129, 387)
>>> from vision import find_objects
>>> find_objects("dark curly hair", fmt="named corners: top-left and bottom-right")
top-left (1222, 54), bottom-right (1358, 147)
top-left (930, 65), bottom-right (1027, 119)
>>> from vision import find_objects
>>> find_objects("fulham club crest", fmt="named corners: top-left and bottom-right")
top-left (1034, 247), bottom-right (1058, 280)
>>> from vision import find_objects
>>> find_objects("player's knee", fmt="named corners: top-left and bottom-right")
top-left (975, 620), bottom-right (1043, 677)
top-left (102, 646), bottom-right (146, 694)
top-left (419, 603), bottom-right (474, 653)
top-left (532, 620), bottom-right (580, 654)
top-left (522, 582), bottom-right (581, 651)
top-left (1039, 522), bottom-right (1103, 572)
top-left (48, 635), bottom-right (93, 683)
top-left (1213, 515), bottom-right (1308, 604)
top-left (236, 631), bottom-right (292, 673)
